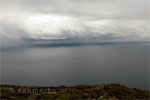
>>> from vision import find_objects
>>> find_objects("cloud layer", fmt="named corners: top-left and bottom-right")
top-left (0, 0), bottom-right (149, 46)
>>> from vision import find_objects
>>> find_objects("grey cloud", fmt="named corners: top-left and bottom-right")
top-left (0, 0), bottom-right (149, 20)
top-left (0, 14), bottom-right (148, 40)
top-left (0, 0), bottom-right (149, 48)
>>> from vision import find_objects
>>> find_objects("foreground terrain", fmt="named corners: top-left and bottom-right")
top-left (0, 84), bottom-right (149, 100)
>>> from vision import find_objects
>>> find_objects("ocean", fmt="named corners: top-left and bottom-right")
top-left (1, 42), bottom-right (149, 90)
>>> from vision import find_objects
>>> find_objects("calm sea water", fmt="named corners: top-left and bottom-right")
top-left (1, 43), bottom-right (149, 90)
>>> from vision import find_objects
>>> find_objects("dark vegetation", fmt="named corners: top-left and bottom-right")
top-left (0, 84), bottom-right (149, 100)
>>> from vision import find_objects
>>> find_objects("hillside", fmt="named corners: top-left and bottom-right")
top-left (0, 84), bottom-right (149, 100)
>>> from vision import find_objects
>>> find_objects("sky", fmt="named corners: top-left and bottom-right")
top-left (0, 0), bottom-right (149, 47)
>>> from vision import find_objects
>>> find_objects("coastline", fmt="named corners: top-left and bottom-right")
top-left (1, 83), bottom-right (149, 99)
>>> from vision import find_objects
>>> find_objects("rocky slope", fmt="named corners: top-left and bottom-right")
top-left (0, 84), bottom-right (149, 100)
